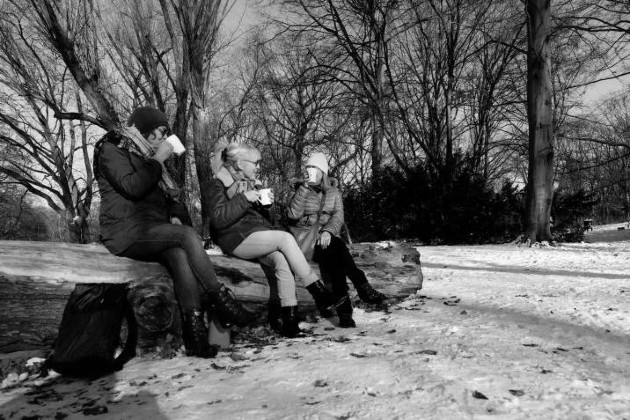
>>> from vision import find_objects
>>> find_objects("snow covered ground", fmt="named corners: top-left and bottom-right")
top-left (1, 223), bottom-right (629, 419)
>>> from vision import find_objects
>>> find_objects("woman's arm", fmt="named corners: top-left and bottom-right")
top-left (208, 179), bottom-right (251, 231)
top-left (321, 189), bottom-right (344, 237)
top-left (99, 142), bottom-right (162, 199)
top-left (286, 184), bottom-right (310, 220)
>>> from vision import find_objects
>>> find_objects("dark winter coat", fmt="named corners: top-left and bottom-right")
top-left (207, 167), bottom-right (276, 254)
top-left (96, 137), bottom-right (190, 255)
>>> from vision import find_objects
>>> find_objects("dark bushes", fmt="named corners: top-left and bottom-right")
top-left (343, 163), bottom-right (524, 245)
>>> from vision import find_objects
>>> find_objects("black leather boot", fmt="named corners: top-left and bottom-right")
top-left (356, 282), bottom-right (387, 304)
top-left (267, 300), bottom-right (283, 333)
top-left (182, 310), bottom-right (218, 358)
top-left (280, 306), bottom-right (302, 338)
top-left (207, 285), bottom-right (257, 328)
top-left (335, 296), bottom-right (356, 328)
top-left (306, 280), bottom-right (337, 318)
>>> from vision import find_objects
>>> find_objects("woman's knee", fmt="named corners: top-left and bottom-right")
top-left (176, 225), bottom-right (203, 246)
top-left (266, 251), bottom-right (292, 273)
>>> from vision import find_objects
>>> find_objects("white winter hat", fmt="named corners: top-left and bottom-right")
top-left (305, 152), bottom-right (329, 174)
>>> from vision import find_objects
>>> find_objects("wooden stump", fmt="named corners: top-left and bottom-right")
top-left (0, 240), bottom-right (423, 353)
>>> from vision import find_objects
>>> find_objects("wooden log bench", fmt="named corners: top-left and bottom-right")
top-left (0, 240), bottom-right (423, 353)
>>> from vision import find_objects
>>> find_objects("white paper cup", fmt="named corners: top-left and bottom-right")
top-left (259, 188), bottom-right (273, 206)
top-left (165, 134), bottom-right (185, 156)
top-left (306, 167), bottom-right (319, 183)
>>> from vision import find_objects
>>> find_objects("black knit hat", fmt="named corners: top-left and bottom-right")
top-left (127, 106), bottom-right (170, 136)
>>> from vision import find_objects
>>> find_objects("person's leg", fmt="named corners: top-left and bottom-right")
top-left (233, 230), bottom-right (340, 317)
top-left (160, 248), bottom-right (216, 358)
top-left (314, 248), bottom-right (349, 297)
top-left (317, 236), bottom-right (386, 304)
top-left (259, 263), bottom-right (282, 332)
top-left (313, 243), bottom-right (355, 328)
top-left (321, 236), bottom-right (368, 289)
top-left (123, 224), bottom-right (256, 327)
top-left (123, 224), bottom-right (221, 292)
top-left (160, 247), bottom-right (201, 311)
top-left (257, 251), bottom-right (298, 307)
top-left (257, 252), bottom-right (301, 337)
top-left (232, 230), bottom-right (318, 286)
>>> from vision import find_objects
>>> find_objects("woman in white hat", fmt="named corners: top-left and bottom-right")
top-left (287, 152), bottom-right (388, 328)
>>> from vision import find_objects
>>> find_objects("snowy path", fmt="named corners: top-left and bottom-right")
top-left (1, 226), bottom-right (629, 419)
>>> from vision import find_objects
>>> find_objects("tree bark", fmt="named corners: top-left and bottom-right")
top-left (0, 240), bottom-right (422, 353)
top-left (525, 0), bottom-right (554, 243)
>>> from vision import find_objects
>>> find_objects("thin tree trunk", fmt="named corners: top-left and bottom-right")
top-left (525, 0), bottom-right (554, 243)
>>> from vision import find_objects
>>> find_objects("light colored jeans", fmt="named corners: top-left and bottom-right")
top-left (232, 230), bottom-right (319, 307)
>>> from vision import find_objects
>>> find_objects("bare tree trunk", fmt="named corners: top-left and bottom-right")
top-left (525, 0), bottom-right (554, 243)
top-left (28, 0), bottom-right (119, 129)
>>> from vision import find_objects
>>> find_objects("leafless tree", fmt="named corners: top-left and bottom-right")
top-left (0, 9), bottom-right (95, 242)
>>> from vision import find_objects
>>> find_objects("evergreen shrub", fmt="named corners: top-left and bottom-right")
top-left (343, 163), bottom-right (524, 245)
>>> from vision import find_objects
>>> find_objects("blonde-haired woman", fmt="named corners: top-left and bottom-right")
top-left (207, 142), bottom-right (341, 337)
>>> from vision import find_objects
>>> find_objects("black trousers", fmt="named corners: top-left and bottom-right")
top-left (312, 235), bottom-right (368, 298)
top-left (121, 224), bottom-right (220, 311)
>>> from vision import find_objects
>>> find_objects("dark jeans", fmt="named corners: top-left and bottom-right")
top-left (121, 224), bottom-right (220, 311)
top-left (313, 235), bottom-right (368, 298)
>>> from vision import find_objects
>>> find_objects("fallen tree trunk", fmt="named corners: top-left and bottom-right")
top-left (0, 240), bottom-right (423, 352)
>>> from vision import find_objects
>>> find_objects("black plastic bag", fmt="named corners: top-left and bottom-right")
top-left (44, 283), bottom-right (138, 378)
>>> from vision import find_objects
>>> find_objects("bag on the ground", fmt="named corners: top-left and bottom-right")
top-left (44, 283), bottom-right (138, 378)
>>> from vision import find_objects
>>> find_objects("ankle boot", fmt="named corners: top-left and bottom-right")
top-left (280, 306), bottom-right (302, 338)
top-left (268, 301), bottom-right (283, 333)
top-left (207, 285), bottom-right (257, 328)
top-left (306, 280), bottom-right (337, 318)
top-left (335, 296), bottom-right (356, 328)
top-left (356, 282), bottom-right (387, 304)
top-left (182, 310), bottom-right (218, 358)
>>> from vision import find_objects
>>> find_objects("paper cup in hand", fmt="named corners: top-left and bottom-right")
top-left (306, 167), bottom-right (319, 184)
top-left (165, 134), bottom-right (185, 156)
top-left (258, 188), bottom-right (273, 206)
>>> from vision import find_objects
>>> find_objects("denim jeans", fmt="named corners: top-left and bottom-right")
top-left (121, 224), bottom-right (220, 311)
top-left (232, 230), bottom-right (319, 307)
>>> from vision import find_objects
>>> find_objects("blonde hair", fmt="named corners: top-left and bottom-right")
top-left (212, 140), bottom-right (259, 174)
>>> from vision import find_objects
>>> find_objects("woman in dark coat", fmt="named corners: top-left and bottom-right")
top-left (207, 142), bottom-right (342, 338)
top-left (95, 106), bottom-right (255, 358)
top-left (288, 152), bottom-right (388, 327)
